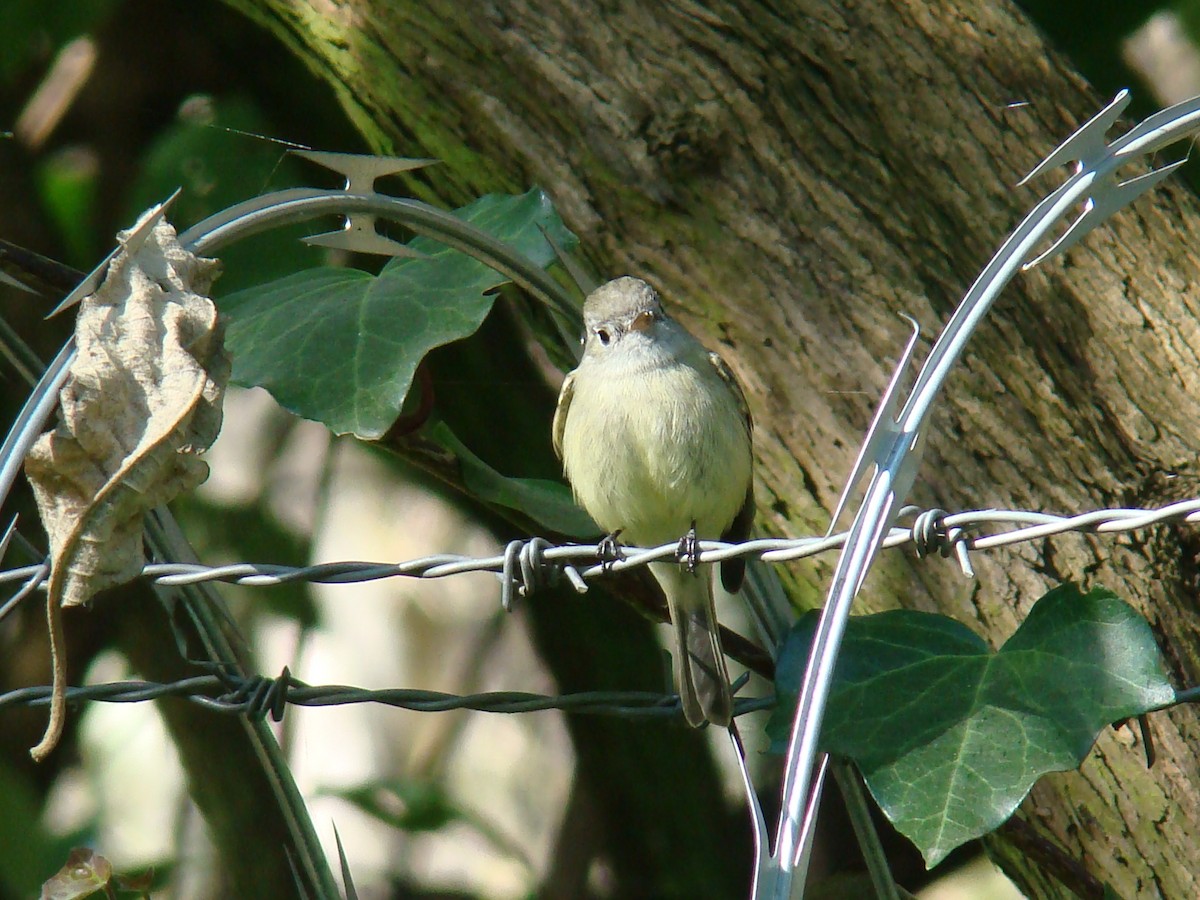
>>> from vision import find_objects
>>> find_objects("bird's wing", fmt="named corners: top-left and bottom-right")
top-left (551, 370), bottom-right (576, 461)
top-left (709, 352), bottom-right (756, 592)
top-left (708, 351), bottom-right (752, 434)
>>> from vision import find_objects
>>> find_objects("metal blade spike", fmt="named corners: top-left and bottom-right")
top-left (825, 315), bottom-right (922, 537)
top-left (1023, 159), bottom-right (1186, 270)
top-left (46, 246), bottom-right (118, 319)
top-left (0, 270), bottom-right (38, 295)
top-left (1022, 199), bottom-right (1098, 270)
top-left (1114, 95), bottom-right (1200, 159)
top-left (118, 187), bottom-right (181, 252)
top-left (1090, 160), bottom-right (1187, 219)
top-left (46, 188), bottom-right (182, 318)
top-left (1018, 90), bottom-right (1131, 186)
top-left (302, 215), bottom-right (427, 258)
top-left (1114, 157), bottom-right (1189, 192)
top-left (291, 150), bottom-right (440, 193)
top-left (0, 516), bottom-right (16, 561)
top-left (539, 224), bottom-right (595, 296)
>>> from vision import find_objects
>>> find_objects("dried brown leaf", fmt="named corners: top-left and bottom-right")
top-left (25, 209), bottom-right (229, 759)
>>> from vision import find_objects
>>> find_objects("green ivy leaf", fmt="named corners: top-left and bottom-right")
top-left (769, 584), bottom-right (1175, 867)
top-left (430, 421), bottom-right (598, 537)
top-left (219, 189), bottom-right (577, 439)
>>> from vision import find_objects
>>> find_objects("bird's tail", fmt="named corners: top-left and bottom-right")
top-left (650, 561), bottom-right (732, 727)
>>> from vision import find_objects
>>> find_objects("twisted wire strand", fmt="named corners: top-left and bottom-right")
top-left (2, 499), bottom-right (1197, 720)
top-left (0, 670), bottom-right (775, 720)
top-left (5, 500), bottom-right (1198, 598)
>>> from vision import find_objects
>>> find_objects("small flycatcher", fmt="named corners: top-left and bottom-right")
top-left (553, 277), bottom-right (754, 726)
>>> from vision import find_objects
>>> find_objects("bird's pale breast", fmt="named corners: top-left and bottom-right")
top-left (561, 353), bottom-right (751, 547)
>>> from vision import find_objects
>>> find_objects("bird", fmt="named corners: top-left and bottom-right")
top-left (552, 276), bottom-right (754, 726)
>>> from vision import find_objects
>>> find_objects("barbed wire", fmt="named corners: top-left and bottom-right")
top-left (5, 499), bottom-right (1199, 606)
top-left (2, 498), bottom-right (1198, 721)
top-left (0, 668), bottom-right (774, 721)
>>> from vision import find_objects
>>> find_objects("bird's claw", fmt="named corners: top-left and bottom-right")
top-left (676, 521), bottom-right (700, 575)
top-left (598, 529), bottom-right (625, 572)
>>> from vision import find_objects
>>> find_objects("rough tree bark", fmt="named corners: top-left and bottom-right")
top-left (225, 1), bottom-right (1200, 896)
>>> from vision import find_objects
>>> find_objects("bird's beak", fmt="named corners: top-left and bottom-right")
top-left (629, 310), bottom-right (655, 333)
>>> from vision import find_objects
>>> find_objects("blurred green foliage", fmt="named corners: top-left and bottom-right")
top-left (0, 0), bottom-right (116, 81)
top-left (0, 756), bottom-right (85, 897)
top-left (123, 95), bottom-right (321, 293)
top-left (4, 1), bottom-right (1200, 897)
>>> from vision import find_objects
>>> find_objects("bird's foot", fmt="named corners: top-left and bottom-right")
top-left (598, 529), bottom-right (625, 572)
top-left (676, 521), bottom-right (701, 575)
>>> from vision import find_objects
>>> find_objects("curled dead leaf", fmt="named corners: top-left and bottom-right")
top-left (25, 208), bottom-right (229, 760)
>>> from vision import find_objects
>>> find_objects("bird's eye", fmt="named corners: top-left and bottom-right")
top-left (595, 328), bottom-right (611, 346)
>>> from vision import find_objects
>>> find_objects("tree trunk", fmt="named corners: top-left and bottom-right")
top-left (225, 0), bottom-right (1200, 895)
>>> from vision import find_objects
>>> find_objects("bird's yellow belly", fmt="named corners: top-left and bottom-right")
top-left (561, 361), bottom-right (751, 547)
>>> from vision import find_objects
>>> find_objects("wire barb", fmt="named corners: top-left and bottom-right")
top-left (5, 500), bottom-right (1200, 612)
top-left (910, 508), bottom-right (975, 577)
top-left (217, 666), bottom-right (293, 721)
top-left (500, 537), bottom-right (567, 610)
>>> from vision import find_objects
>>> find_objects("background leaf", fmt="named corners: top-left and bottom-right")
top-left (125, 95), bottom-right (320, 294)
top-left (218, 189), bottom-right (577, 439)
top-left (0, 757), bottom-right (82, 897)
top-left (770, 584), bottom-right (1175, 866)
top-left (430, 421), bottom-right (597, 536)
top-left (0, 0), bottom-right (116, 83)
top-left (329, 778), bottom-right (533, 869)
top-left (35, 149), bottom-right (99, 267)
